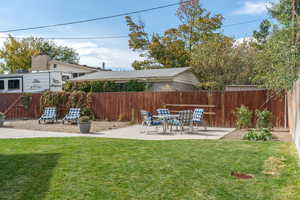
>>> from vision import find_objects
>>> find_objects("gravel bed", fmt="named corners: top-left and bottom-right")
top-left (3, 120), bottom-right (130, 134)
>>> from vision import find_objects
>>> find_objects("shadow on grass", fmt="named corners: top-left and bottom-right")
top-left (0, 153), bottom-right (60, 200)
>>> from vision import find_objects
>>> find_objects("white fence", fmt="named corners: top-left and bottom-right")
top-left (289, 79), bottom-right (300, 155)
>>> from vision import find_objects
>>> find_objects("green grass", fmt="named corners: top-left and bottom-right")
top-left (0, 138), bottom-right (299, 200)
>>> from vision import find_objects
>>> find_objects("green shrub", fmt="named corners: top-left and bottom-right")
top-left (64, 80), bottom-right (147, 93)
top-left (256, 110), bottom-right (272, 128)
top-left (234, 105), bottom-right (253, 129)
top-left (243, 128), bottom-right (273, 141)
top-left (20, 94), bottom-right (32, 110)
top-left (0, 112), bottom-right (5, 120)
top-left (79, 116), bottom-right (91, 123)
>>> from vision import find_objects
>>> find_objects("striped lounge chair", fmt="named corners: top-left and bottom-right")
top-left (170, 110), bottom-right (193, 133)
top-left (38, 107), bottom-right (57, 124)
top-left (192, 108), bottom-right (206, 130)
top-left (140, 110), bottom-right (162, 126)
top-left (62, 108), bottom-right (81, 124)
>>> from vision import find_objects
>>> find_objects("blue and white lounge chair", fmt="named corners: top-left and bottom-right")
top-left (62, 108), bottom-right (81, 124)
top-left (156, 108), bottom-right (170, 116)
top-left (170, 110), bottom-right (193, 133)
top-left (140, 110), bottom-right (162, 126)
top-left (192, 108), bottom-right (206, 130)
top-left (38, 107), bottom-right (57, 124)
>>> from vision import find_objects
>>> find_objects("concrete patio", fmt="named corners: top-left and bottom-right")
top-left (0, 125), bottom-right (234, 140)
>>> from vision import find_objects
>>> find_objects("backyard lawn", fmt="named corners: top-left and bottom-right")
top-left (0, 138), bottom-right (299, 200)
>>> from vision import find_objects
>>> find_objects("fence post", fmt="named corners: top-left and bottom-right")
top-left (221, 92), bottom-right (225, 127)
top-left (208, 92), bottom-right (213, 126)
top-left (131, 108), bottom-right (136, 123)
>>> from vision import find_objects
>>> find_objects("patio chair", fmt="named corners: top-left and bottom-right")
top-left (140, 110), bottom-right (162, 127)
top-left (156, 108), bottom-right (170, 116)
top-left (38, 107), bottom-right (57, 124)
top-left (170, 110), bottom-right (193, 133)
top-left (62, 108), bottom-right (81, 124)
top-left (192, 109), bottom-right (207, 130)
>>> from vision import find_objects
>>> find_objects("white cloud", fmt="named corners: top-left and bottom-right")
top-left (233, 1), bottom-right (270, 15)
top-left (234, 37), bottom-right (256, 46)
top-left (54, 39), bottom-right (142, 70)
top-left (0, 34), bottom-right (142, 70)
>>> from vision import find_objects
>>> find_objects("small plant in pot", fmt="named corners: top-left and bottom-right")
top-left (0, 112), bottom-right (5, 127)
top-left (78, 116), bottom-right (92, 133)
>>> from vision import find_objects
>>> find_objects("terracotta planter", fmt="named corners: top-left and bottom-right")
top-left (79, 122), bottom-right (91, 133)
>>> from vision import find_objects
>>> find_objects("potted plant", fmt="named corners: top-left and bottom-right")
top-left (78, 116), bottom-right (92, 133)
top-left (0, 112), bottom-right (5, 127)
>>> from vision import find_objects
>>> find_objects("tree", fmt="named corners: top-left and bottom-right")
top-left (125, 0), bottom-right (223, 70)
top-left (252, 28), bottom-right (299, 91)
top-left (268, 0), bottom-right (294, 27)
top-left (191, 35), bottom-right (257, 90)
top-left (253, 19), bottom-right (272, 45)
top-left (0, 35), bottom-right (79, 73)
top-left (0, 36), bottom-right (40, 73)
top-left (252, 0), bottom-right (300, 91)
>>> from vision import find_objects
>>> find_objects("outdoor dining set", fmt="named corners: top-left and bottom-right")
top-left (140, 108), bottom-right (206, 134)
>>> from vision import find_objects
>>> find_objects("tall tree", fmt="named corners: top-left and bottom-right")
top-left (252, 0), bottom-right (300, 91)
top-left (253, 19), bottom-right (272, 45)
top-left (0, 35), bottom-right (79, 73)
top-left (125, 0), bottom-right (223, 70)
top-left (191, 35), bottom-right (256, 90)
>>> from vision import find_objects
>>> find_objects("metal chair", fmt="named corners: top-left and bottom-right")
top-left (170, 110), bottom-right (193, 133)
top-left (156, 108), bottom-right (170, 116)
top-left (140, 110), bottom-right (162, 134)
top-left (192, 108), bottom-right (206, 130)
top-left (62, 108), bottom-right (81, 124)
top-left (140, 110), bottom-right (162, 126)
top-left (38, 107), bottom-right (57, 124)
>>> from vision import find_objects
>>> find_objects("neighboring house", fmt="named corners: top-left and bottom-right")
top-left (71, 67), bottom-right (199, 92)
top-left (0, 55), bottom-right (99, 93)
top-left (31, 55), bottom-right (98, 80)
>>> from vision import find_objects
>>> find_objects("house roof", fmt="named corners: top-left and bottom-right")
top-left (49, 60), bottom-right (99, 72)
top-left (72, 67), bottom-right (192, 82)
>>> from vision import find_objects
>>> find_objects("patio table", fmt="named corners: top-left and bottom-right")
top-left (153, 114), bottom-right (179, 134)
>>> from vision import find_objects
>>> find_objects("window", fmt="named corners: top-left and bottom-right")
top-left (53, 64), bottom-right (57, 68)
top-left (0, 80), bottom-right (4, 90)
top-left (78, 73), bottom-right (85, 77)
top-left (8, 79), bottom-right (20, 90)
top-left (72, 73), bottom-right (78, 78)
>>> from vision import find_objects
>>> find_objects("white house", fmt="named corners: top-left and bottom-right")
top-left (0, 55), bottom-right (99, 93)
top-left (72, 67), bottom-right (200, 92)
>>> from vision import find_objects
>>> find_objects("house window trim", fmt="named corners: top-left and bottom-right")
top-left (8, 79), bottom-right (21, 90)
top-left (0, 80), bottom-right (4, 90)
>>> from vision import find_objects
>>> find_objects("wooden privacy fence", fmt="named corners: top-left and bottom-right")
top-left (0, 91), bottom-right (286, 128)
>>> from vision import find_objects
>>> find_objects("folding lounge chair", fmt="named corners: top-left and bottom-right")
top-left (38, 107), bottom-right (57, 124)
top-left (170, 110), bottom-right (193, 133)
top-left (62, 108), bottom-right (81, 124)
top-left (192, 108), bottom-right (207, 130)
top-left (156, 108), bottom-right (170, 116)
top-left (140, 110), bottom-right (162, 126)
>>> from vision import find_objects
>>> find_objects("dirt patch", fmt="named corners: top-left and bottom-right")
top-left (4, 120), bottom-right (130, 134)
top-left (263, 156), bottom-right (286, 176)
top-left (222, 129), bottom-right (292, 142)
top-left (231, 172), bottom-right (255, 179)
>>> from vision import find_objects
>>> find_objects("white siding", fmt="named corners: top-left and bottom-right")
top-left (173, 71), bottom-right (199, 85)
top-left (23, 73), bottom-right (50, 93)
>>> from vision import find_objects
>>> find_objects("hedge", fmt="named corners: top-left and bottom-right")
top-left (64, 80), bottom-right (148, 92)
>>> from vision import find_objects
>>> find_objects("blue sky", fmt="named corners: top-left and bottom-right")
top-left (0, 0), bottom-right (271, 69)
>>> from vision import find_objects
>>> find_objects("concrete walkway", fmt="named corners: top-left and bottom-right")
top-left (0, 125), bottom-right (234, 140)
